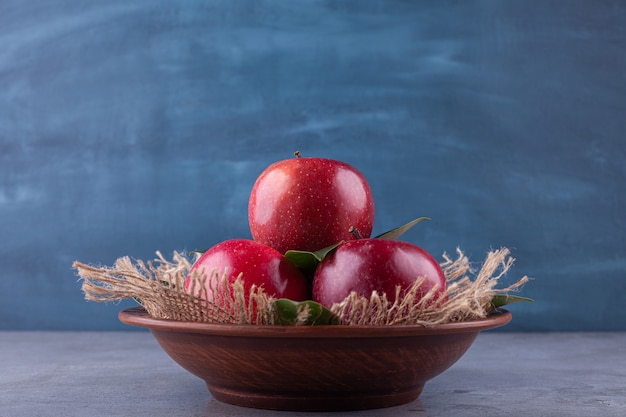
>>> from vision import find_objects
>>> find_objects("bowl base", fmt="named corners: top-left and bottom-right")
top-left (207, 383), bottom-right (424, 411)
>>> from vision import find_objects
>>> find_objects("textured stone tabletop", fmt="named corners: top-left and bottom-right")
top-left (1, 331), bottom-right (624, 416)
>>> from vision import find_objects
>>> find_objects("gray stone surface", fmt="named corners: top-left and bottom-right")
top-left (1, 331), bottom-right (625, 416)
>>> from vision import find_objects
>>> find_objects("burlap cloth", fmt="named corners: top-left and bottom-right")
top-left (73, 247), bottom-right (529, 326)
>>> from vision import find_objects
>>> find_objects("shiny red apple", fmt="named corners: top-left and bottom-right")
top-left (248, 153), bottom-right (375, 254)
top-left (185, 239), bottom-right (310, 310)
top-left (312, 238), bottom-right (446, 308)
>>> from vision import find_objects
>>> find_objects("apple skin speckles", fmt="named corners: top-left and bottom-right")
top-left (248, 156), bottom-right (375, 254)
top-left (312, 239), bottom-right (447, 309)
top-left (185, 239), bottom-right (311, 312)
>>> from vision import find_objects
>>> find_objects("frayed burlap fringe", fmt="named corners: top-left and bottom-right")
top-left (73, 252), bottom-right (278, 324)
top-left (73, 247), bottom-right (529, 326)
top-left (331, 247), bottom-right (529, 326)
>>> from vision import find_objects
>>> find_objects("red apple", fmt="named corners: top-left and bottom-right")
top-left (185, 239), bottom-right (310, 310)
top-left (248, 153), bottom-right (375, 254)
top-left (312, 239), bottom-right (446, 308)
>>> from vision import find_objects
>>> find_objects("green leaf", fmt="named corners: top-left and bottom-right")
top-left (273, 299), bottom-right (341, 325)
top-left (491, 294), bottom-right (534, 308)
top-left (284, 241), bottom-right (343, 269)
top-left (375, 217), bottom-right (431, 240)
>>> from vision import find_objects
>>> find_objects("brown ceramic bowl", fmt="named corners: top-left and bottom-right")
top-left (119, 307), bottom-right (511, 411)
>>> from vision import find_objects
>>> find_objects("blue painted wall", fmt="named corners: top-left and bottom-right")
top-left (1, 1), bottom-right (624, 331)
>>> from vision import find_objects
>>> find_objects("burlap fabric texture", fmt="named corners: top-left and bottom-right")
top-left (73, 247), bottom-right (529, 326)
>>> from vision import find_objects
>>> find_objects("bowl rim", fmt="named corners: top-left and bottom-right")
top-left (119, 307), bottom-right (511, 338)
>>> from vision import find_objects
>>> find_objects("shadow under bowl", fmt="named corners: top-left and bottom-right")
top-left (119, 307), bottom-right (511, 411)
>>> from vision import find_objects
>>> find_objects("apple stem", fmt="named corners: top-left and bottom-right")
top-left (348, 226), bottom-right (363, 239)
top-left (294, 151), bottom-right (302, 158)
